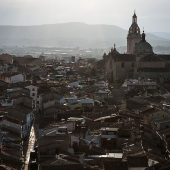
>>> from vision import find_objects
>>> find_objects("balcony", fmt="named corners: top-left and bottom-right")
top-left (0, 98), bottom-right (13, 107)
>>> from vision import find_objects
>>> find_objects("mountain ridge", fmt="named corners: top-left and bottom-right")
top-left (0, 22), bottom-right (169, 48)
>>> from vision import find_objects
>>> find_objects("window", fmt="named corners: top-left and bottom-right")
top-left (132, 63), bottom-right (134, 67)
top-left (56, 109), bottom-right (60, 113)
top-left (37, 101), bottom-right (39, 104)
top-left (163, 115), bottom-right (164, 117)
top-left (32, 88), bottom-right (35, 91)
top-left (122, 63), bottom-right (124, 68)
top-left (32, 93), bottom-right (35, 96)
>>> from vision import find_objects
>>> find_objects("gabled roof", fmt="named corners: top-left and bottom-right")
top-left (14, 57), bottom-right (42, 66)
top-left (0, 72), bottom-right (21, 77)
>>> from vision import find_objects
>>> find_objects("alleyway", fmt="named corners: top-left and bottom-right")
top-left (23, 112), bottom-right (40, 170)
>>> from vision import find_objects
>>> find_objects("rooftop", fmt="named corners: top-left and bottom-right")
top-left (100, 127), bottom-right (119, 131)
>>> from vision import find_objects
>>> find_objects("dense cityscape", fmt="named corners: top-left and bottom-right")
top-left (1, 6), bottom-right (170, 170)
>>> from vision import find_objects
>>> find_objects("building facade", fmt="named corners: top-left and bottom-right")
top-left (127, 12), bottom-right (141, 54)
top-left (102, 12), bottom-right (170, 82)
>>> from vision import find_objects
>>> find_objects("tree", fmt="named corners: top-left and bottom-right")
top-left (91, 67), bottom-right (97, 77)
top-left (86, 66), bottom-right (92, 73)
top-left (86, 66), bottom-right (98, 77)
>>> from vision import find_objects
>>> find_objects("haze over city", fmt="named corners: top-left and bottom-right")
top-left (0, 0), bottom-right (170, 32)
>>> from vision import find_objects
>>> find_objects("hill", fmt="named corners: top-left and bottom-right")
top-left (0, 22), bottom-right (170, 48)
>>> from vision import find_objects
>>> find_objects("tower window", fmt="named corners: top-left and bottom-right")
top-left (122, 63), bottom-right (124, 68)
top-left (132, 63), bottom-right (134, 67)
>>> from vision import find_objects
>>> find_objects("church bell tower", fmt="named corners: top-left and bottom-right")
top-left (127, 11), bottom-right (141, 54)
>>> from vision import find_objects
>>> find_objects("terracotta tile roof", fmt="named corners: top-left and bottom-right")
top-left (103, 161), bottom-right (128, 170)
top-left (151, 161), bottom-right (170, 170)
top-left (0, 128), bottom-right (21, 139)
top-left (90, 145), bottom-right (106, 154)
top-left (127, 156), bottom-right (148, 167)
top-left (0, 72), bottom-right (21, 77)
top-left (114, 54), bottom-right (136, 62)
top-left (0, 163), bottom-right (18, 170)
top-left (14, 57), bottom-right (43, 66)
top-left (39, 117), bottom-right (56, 129)
top-left (0, 158), bottom-right (23, 170)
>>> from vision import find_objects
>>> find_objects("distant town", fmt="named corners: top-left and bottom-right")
top-left (1, 12), bottom-right (170, 170)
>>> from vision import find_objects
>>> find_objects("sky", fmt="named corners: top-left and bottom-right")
top-left (0, 0), bottom-right (170, 32)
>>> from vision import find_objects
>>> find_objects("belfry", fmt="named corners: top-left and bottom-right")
top-left (127, 11), bottom-right (141, 54)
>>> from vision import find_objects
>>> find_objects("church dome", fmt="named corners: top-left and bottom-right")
top-left (134, 31), bottom-right (153, 54)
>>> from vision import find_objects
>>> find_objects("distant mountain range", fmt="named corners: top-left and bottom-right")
top-left (0, 22), bottom-right (170, 48)
top-left (149, 32), bottom-right (170, 41)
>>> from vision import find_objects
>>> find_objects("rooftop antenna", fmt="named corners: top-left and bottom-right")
top-left (143, 27), bottom-right (144, 32)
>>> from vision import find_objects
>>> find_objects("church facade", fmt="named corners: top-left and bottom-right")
top-left (101, 12), bottom-right (170, 83)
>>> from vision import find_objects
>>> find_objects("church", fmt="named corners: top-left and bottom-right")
top-left (98, 12), bottom-right (170, 83)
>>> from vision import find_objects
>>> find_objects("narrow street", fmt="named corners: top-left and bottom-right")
top-left (24, 125), bottom-right (36, 170)
top-left (23, 112), bottom-right (40, 170)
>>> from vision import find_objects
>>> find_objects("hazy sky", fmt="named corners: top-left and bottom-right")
top-left (0, 0), bottom-right (170, 32)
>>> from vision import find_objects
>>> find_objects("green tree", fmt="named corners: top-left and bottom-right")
top-left (86, 66), bottom-right (92, 73)
top-left (86, 66), bottom-right (98, 77)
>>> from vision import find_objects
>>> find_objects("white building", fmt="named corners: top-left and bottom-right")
top-left (78, 98), bottom-right (94, 107)
top-left (122, 79), bottom-right (157, 91)
top-left (25, 85), bottom-right (39, 107)
top-left (0, 72), bottom-right (25, 83)
top-left (69, 81), bottom-right (79, 88)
